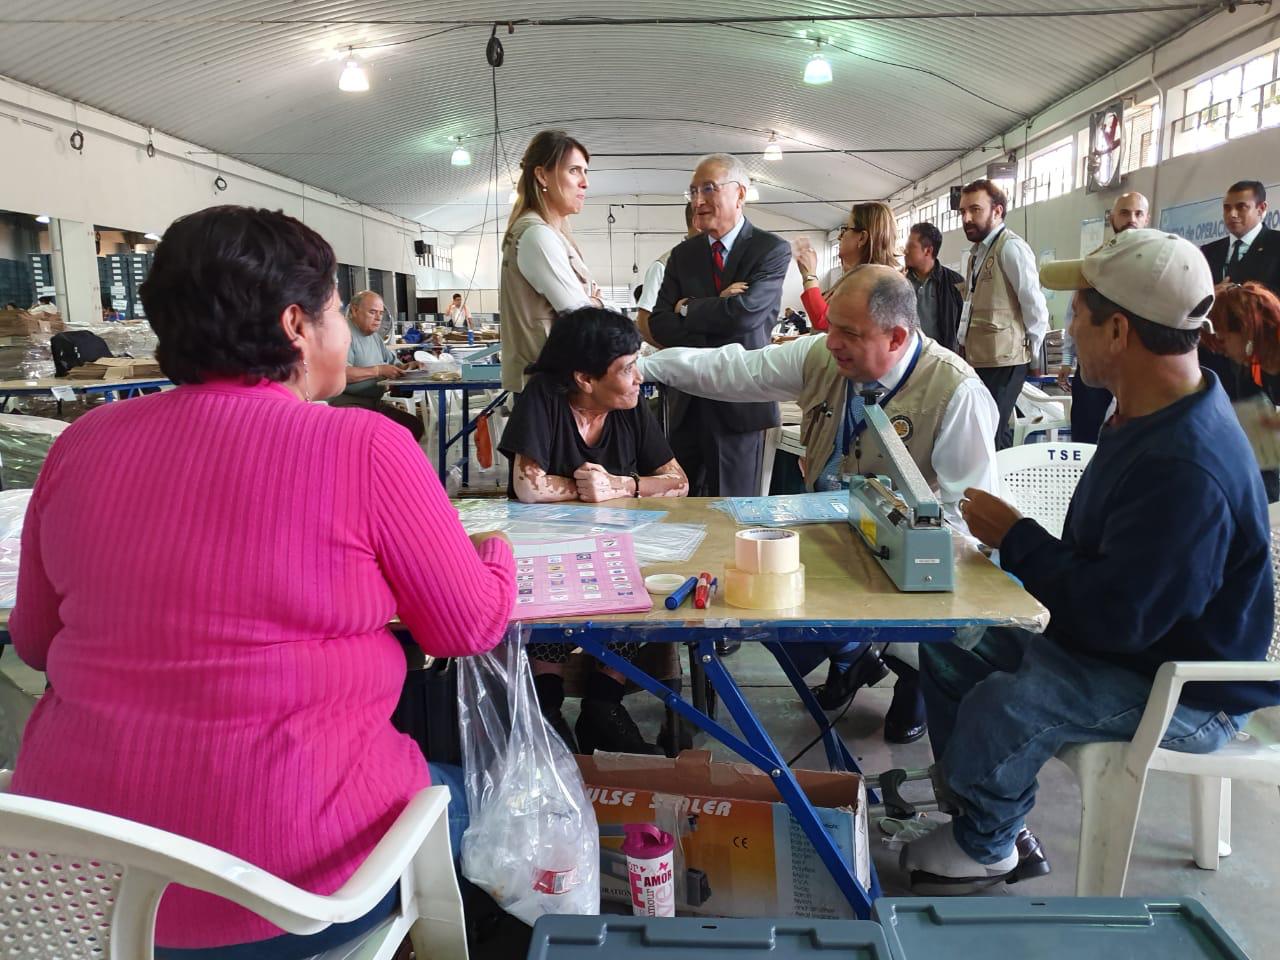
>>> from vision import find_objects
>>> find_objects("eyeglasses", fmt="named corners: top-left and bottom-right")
top-left (684, 180), bottom-right (743, 202)
top-left (838, 224), bottom-right (866, 238)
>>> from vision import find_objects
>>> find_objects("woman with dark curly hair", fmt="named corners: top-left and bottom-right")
top-left (9, 205), bottom-right (516, 958)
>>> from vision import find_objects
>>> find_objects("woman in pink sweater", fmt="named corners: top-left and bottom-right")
top-left (10, 205), bottom-right (516, 958)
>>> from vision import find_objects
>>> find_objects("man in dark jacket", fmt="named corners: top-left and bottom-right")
top-left (903, 229), bottom-right (1278, 894)
top-left (647, 152), bottom-right (790, 496)
top-left (904, 223), bottom-right (963, 354)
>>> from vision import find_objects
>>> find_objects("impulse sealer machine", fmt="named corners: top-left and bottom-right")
top-left (847, 401), bottom-right (954, 592)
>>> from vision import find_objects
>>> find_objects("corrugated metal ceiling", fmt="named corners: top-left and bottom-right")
top-left (0, 1), bottom-right (1211, 232)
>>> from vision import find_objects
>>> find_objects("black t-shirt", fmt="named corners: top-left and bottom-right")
top-left (499, 373), bottom-right (675, 497)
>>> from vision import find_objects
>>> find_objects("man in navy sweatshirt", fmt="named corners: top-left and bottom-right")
top-left (902, 229), bottom-right (1279, 893)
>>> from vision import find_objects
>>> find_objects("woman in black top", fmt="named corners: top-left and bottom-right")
top-left (501, 306), bottom-right (687, 501)
top-left (1204, 281), bottom-right (1280, 502)
top-left (500, 306), bottom-right (688, 756)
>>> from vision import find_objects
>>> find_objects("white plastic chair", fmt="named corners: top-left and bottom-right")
top-left (1057, 517), bottom-right (1280, 896)
top-left (0, 772), bottom-right (468, 960)
top-left (1012, 382), bottom-right (1071, 445)
top-left (996, 442), bottom-right (1096, 539)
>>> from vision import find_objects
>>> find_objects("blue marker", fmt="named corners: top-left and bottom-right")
top-left (664, 576), bottom-right (699, 610)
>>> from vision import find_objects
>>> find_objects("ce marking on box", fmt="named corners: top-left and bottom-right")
top-left (732, 835), bottom-right (750, 849)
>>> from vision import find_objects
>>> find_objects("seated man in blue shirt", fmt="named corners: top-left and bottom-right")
top-left (903, 229), bottom-right (1280, 893)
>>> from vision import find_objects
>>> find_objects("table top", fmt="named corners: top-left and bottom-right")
top-left (525, 498), bottom-right (1048, 631)
top-left (382, 377), bottom-right (504, 391)
top-left (0, 499), bottom-right (1048, 638)
top-left (0, 376), bottom-right (172, 393)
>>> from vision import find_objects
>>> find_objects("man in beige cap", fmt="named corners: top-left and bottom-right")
top-left (902, 229), bottom-right (1279, 895)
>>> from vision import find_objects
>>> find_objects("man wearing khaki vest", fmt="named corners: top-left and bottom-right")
top-left (957, 179), bottom-right (1049, 449)
top-left (639, 265), bottom-right (1000, 745)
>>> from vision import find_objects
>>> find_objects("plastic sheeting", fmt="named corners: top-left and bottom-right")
top-left (0, 488), bottom-right (33, 608)
top-left (0, 414), bottom-right (67, 490)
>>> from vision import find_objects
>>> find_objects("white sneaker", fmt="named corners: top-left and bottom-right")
top-left (900, 820), bottom-right (1018, 896)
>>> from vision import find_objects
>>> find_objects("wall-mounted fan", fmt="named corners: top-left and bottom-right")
top-left (1086, 101), bottom-right (1125, 193)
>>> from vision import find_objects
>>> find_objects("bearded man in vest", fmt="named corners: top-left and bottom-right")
top-left (639, 265), bottom-right (1000, 744)
top-left (957, 179), bottom-right (1050, 450)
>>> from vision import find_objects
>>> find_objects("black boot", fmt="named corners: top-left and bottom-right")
top-left (810, 648), bottom-right (889, 711)
top-left (882, 659), bottom-right (927, 744)
top-left (532, 672), bottom-right (578, 753)
top-left (575, 672), bottom-right (660, 755)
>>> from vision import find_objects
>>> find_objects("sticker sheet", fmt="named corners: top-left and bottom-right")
top-left (511, 532), bottom-right (653, 620)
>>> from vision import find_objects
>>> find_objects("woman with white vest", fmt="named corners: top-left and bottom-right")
top-left (499, 130), bottom-right (601, 394)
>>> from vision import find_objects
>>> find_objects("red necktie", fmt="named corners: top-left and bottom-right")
top-left (711, 240), bottom-right (725, 292)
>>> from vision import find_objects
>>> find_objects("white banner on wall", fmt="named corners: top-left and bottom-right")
top-left (1158, 183), bottom-right (1280, 245)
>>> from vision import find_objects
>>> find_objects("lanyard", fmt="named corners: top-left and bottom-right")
top-left (968, 226), bottom-right (1006, 296)
top-left (841, 337), bottom-right (923, 455)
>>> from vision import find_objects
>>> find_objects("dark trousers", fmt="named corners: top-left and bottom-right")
top-left (1068, 370), bottom-right (1112, 445)
top-left (669, 399), bottom-right (765, 497)
top-left (975, 363), bottom-right (1028, 450)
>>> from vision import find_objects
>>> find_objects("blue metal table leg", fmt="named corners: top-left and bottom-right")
top-left (762, 640), bottom-right (859, 775)
top-left (695, 637), bottom-right (880, 918)
top-left (461, 389), bottom-right (471, 487)
top-left (433, 386), bottom-right (448, 484)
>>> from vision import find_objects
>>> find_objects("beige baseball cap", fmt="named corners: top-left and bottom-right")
top-left (1039, 228), bottom-right (1215, 329)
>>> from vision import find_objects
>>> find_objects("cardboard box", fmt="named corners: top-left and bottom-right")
top-left (66, 358), bottom-right (163, 380)
top-left (577, 751), bottom-right (870, 920)
top-left (0, 309), bottom-right (66, 337)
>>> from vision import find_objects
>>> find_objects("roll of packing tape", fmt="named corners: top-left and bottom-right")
top-left (724, 564), bottom-right (806, 610)
top-left (734, 528), bottom-right (801, 574)
top-left (644, 573), bottom-right (689, 596)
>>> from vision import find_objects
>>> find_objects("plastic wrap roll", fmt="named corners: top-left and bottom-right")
top-left (734, 528), bottom-right (800, 574)
top-left (724, 564), bottom-right (806, 610)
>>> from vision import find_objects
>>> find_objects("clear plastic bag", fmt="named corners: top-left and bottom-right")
top-left (457, 626), bottom-right (600, 925)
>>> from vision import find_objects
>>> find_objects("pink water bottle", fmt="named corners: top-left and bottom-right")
top-left (621, 823), bottom-right (676, 917)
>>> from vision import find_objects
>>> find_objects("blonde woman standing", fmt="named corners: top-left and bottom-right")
top-left (793, 201), bottom-right (897, 331)
top-left (499, 130), bottom-right (600, 394)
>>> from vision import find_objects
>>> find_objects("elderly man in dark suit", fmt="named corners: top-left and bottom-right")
top-left (644, 153), bottom-right (791, 496)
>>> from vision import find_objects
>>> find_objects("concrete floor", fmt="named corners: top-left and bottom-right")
top-left (3, 644), bottom-right (1277, 955)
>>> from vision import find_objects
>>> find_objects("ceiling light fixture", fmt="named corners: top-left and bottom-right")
top-left (144, 232), bottom-right (161, 241)
top-left (34, 214), bottom-right (50, 224)
top-left (450, 137), bottom-right (472, 167)
top-left (338, 49), bottom-right (369, 92)
top-left (764, 133), bottom-right (783, 161)
top-left (804, 41), bottom-right (833, 85)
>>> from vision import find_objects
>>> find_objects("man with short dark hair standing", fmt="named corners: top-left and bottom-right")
top-left (647, 153), bottom-right (791, 496)
top-left (904, 222), bottom-right (964, 354)
top-left (903, 229), bottom-right (1278, 894)
top-left (1201, 180), bottom-right (1280, 288)
top-left (957, 179), bottom-right (1049, 449)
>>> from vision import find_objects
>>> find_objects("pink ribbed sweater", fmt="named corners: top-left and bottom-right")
top-left (10, 379), bottom-right (515, 948)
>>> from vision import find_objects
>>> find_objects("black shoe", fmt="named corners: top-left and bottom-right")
top-left (810, 651), bottom-right (889, 711)
top-left (884, 674), bottom-right (927, 744)
top-left (1010, 827), bottom-right (1052, 882)
top-left (575, 699), bottom-right (662, 756)
top-left (714, 639), bottom-right (742, 657)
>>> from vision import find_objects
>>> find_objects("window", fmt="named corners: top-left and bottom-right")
top-left (1021, 136), bottom-right (1074, 206)
top-left (1172, 46), bottom-right (1280, 157)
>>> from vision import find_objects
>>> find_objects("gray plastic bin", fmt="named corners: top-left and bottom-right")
top-left (527, 916), bottom-right (893, 960)
top-left (873, 897), bottom-right (1250, 959)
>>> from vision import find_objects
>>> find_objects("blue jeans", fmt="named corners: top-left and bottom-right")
top-left (921, 627), bottom-right (1246, 864)
top-left (787, 640), bottom-right (871, 677)
top-left (157, 762), bottom-right (469, 960)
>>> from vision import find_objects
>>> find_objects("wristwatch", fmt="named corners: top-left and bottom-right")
top-left (631, 473), bottom-right (642, 497)
top-left (678, 302), bottom-right (689, 317)
top-left (802, 274), bottom-right (818, 283)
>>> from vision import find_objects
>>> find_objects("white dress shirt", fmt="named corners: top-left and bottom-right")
top-left (639, 333), bottom-right (1000, 528)
top-left (515, 223), bottom-right (594, 313)
top-left (959, 225), bottom-right (1050, 362)
top-left (637, 259), bottom-right (666, 312)
top-left (711, 216), bottom-right (746, 258)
